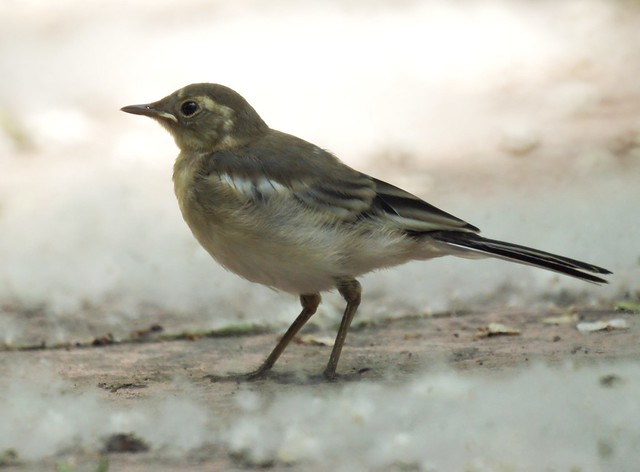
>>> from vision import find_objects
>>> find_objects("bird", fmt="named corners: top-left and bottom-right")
top-left (121, 83), bottom-right (611, 380)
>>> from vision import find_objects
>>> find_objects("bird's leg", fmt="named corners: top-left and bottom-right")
top-left (324, 278), bottom-right (362, 380)
top-left (247, 293), bottom-right (321, 379)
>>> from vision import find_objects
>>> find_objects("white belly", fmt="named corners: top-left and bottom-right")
top-left (181, 197), bottom-right (445, 294)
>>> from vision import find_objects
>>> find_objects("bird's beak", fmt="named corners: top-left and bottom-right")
top-left (120, 103), bottom-right (178, 123)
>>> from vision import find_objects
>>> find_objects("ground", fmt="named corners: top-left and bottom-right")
top-left (1, 305), bottom-right (638, 471)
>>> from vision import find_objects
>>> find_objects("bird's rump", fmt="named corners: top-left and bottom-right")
top-left (368, 178), bottom-right (479, 233)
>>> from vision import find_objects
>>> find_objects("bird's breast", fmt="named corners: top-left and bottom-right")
top-left (172, 152), bottom-right (201, 213)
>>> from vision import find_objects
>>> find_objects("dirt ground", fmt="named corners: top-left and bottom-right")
top-left (3, 305), bottom-right (637, 471)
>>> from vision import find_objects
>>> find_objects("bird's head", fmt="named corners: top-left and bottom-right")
top-left (121, 83), bottom-right (268, 153)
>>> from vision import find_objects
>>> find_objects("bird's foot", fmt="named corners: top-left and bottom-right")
top-left (204, 369), bottom-right (269, 383)
top-left (323, 368), bottom-right (338, 382)
top-left (205, 367), bottom-right (371, 384)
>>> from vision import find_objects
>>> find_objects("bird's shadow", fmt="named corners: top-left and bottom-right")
top-left (204, 367), bottom-right (372, 385)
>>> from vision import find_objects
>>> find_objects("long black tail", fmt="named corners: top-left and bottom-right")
top-left (430, 231), bottom-right (612, 284)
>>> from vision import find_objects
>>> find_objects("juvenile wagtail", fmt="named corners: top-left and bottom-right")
top-left (122, 83), bottom-right (611, 380)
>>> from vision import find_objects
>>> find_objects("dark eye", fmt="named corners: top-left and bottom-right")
top-left (180, 101), bottom-right (200, 117)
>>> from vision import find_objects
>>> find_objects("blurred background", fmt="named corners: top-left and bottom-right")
top-left (0, 0), bottom-right (638, 344)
